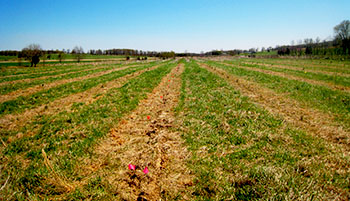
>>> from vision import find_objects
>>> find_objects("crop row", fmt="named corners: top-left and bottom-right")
top-left (175, 60), bottom-right (348, 199)
top-left (0, 61), bottom-right (166, 117)
top-left (0, 61), bottom-right (177, 199)
top-left (224, 60), bottom-right (350, 88)
top-left (204, 60), bottom-right (350, 130)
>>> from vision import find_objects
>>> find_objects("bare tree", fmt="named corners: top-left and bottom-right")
top-left (22, 44), bottom-right (42, 67)
top-left (334, 20), bottom-right (350, 55)
top-left (315, 37), bottom-right (321, 44)
top-left (72, 46), bottom-right (84, 62)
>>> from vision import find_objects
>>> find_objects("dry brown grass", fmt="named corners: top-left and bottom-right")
top-left (78, 63), bottom-right (193, 200)
top-left (0, 64), bottom-right (142, 103)
top-left (200, 63), bottom-right (350, 153)
top-left (0, 64), bottom-right (163, 140)
top-left (0, 65), bottom-right (116, 87)
top-left (242, 61), bottom-right (350, 77)
top-left (220, 62), bottom-right (350, 93)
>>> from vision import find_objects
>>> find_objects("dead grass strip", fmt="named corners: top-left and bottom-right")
top-left (0, 63), bottom-right (144, 103)
top-left (0, 65), bottom-right (117, 87)
top-left (0, 64), bottom-right (162, 136)
top-left (220, 62), bottom-right (350, 93)
top-left (200, 62), bottom-right (350, 153)
top-left (78, 63), bottom-right (193, 200)
top-left (242, 61), bottom-right (350, 78)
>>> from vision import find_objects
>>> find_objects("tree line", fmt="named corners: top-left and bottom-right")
top-left (276, 20), bottom-right (350, 57)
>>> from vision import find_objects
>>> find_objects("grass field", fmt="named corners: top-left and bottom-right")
top-left (0, 57), bottom-right (349, 200)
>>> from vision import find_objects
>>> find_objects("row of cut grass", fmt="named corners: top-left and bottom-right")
top-left (0, 61), bottom-right (177, 200)
top-left (242, 58), bottom-right (350, 74)
top-left (0, 61), bottom-right (144, 82)
top-left (224, 60), bottom-right (350, 88)
top-left (204, 60), bottom-right (350, 129)
top-left (0, 62), bottom-right (155, 95)
top-left (175, 60), bottom-right (349, 200)
top-left (0, 61), bottom-right (168, 117)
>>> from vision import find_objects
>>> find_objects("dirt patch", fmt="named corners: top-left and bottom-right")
top-left (0, 64), bottom-right (144, 103)
top-left (200, 63), bottom-right (350, 153)
top-left (242, 61), bottom-right (350, 78)
top-left (0, 64), bottom-right (163, 135)
top-left (81, 63), bottom-right (193, 200)
top-left (220, 62), bottom-right (350, 93)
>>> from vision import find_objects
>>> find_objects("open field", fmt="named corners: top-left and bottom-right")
top-left (0, 58), bottom-right (349, 200)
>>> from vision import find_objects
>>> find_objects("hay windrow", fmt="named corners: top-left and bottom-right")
top-left (200, 63), bottom-right (350, 153)
top-left (0, 64), bottom-right (142, 103)
top-left (242, 61), bottom-right (350, 78)
top-left (83, 63), bottom-right (193, 200)
top-left (220, 62), bottom-right (350, 93)
top-left (0, 63), bottom-right (162, 136)
top-left (0, 65), bottom-right (114, 87)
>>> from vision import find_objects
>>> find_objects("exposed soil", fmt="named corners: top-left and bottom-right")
top-left (81, 63), bottom-right (193, 200)
top-left (0, 64), bottom-right (142, 103)
top-left (0, 64), bottom-right (163, 135)
top-left (220, 62), bottom-right (350, 93)
top-left (200, 63), bottom-right (350, 153)
top-left (242, 61), bottom-right (350, 78)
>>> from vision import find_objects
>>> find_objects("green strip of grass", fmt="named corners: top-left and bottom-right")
top-left (0, 61), bottom-right (145, 82)
top-left (225, 60), bottom-right (350, 88)
top-left (176, 60), bottom-right (349, 200)
top-left (205, 60), bottom-right (350, 129)
top-left (0, 62), bottom-right (152, 95)
top-left (0, 61), bottom-right (166, 116)
top-left (0, 61), bottom-right (177, 200)
top-left (242, 58), bottom-right (350, 74)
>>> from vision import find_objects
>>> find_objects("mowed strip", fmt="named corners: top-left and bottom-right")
top-left (0, 62), bottom-right (176, 200)
top-left (0, 63), bottom-right (163, 133)
top-left (242, 61), bottom-right (350, 78)
top-left (0, 63), bottom-right (104, 81)
top-left (220, 62), bottom-right (350, 93)
top-left (0, 65), bottom-right (118, 86)
top-left (199, 62), bottom-right (350, 152)
top-left (257, 59), bottom-right (350, 70)
top-left (0, 63), bottom-right (164, 135)
top-left (81, 63), bottom-right (192, 200)
top-left (0, 63), bottom-right (145, 103)
top-left (184, 61), bottom-right (349, 200)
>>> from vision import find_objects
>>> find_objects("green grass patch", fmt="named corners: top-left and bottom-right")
top-left (205, 60), bottom-right (350, 129)
top-left (0, 61), bottom-right (166, 117)
top-left (0, 62), bottom-right (152, 95)
top-left (0, 61), bottom-right (176, 199)
top-left (225, 60), bottom-right (350, 87)
top-left (176, 60), bottom-right (349, 200)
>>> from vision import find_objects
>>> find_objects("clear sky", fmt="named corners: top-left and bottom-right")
top-left (0, 0), bottom-right (349, 53)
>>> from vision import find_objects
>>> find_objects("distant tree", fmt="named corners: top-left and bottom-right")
top-left (334, 20), bottom-right (350, 55)
top-left (42, 51), bottom-right (46, 66)
top-left (72, 46), bottom-right (84, 62)
top-left (22, 44), bottom-right (42, 67)
top-left (58, 52), bottom-right (65, 63)
top-left (315, 37), bottom-right (321, 44)
top-left (305, 46), bottom-right (312, 55)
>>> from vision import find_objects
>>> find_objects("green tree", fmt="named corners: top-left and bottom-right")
top-left (58, 52), bottom-right (65, 63)
top-left (22, 44), bottom-right (42, 67)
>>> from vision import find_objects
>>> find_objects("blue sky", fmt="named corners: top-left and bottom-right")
top-left (0, 0), bottom-right (349, 53)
